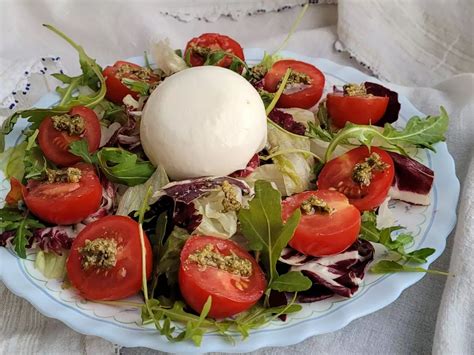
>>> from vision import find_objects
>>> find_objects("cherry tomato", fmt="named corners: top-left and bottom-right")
top-left (263, 60), bottom-right (325, 109)
top-left (282, 190), bottom-right (361, 256)
top-left (38, 106), bottom-right (101, 167)
top-left (5, 177), bottom-right (23, 206)
top-left (179, 235), bottom-right (266, 319)
top-left (103, 61), bottom-right (160, 104)
top-left (23, 163), bottom-right (102, 225)
top-left (185, 33), bottom-right (245, 68)
top-left (67, 215), bottom-right (153, 301)
top-left (317, 146), bottom-right (395, 211)
top-left (326, 92), bottom-right (389, 128)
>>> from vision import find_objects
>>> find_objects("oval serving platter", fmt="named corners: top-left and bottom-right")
top-left (0, 49), bottom-right (460, 352)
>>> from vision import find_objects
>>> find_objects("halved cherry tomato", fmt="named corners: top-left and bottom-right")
top-left (179, 235), bottom-right (266, 319)
top-left (317, 146), bottom-right (395, 211)
top-left (23, 163), bottom-right (102, 225)
top-left (263, 59), bottom-right (325, 109)
top-left (38, 106), bottom-right (101, 167)
top-left (5, 177), bottom-right (23, 206)
top-left (185, 33), bottom-right (245, 68)
top-left (282, 190), bottom-right (361, 256)
top-left (327, 92), bottom-right (389, 128)
top-left (103, 61), bottom-right (160, 104)
top-left (67, 215), bottom-right (153, 301)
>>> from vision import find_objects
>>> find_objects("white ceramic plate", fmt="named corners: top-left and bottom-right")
top-left (0, 49), bottom-right (460, 352)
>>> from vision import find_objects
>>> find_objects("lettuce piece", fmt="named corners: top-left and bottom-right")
top-left (116, 166), bottom-right (169, 216)
top-left (0, 142), bottom-right (26, 180)
top-left (34, 250), bottom-right (68, 279)
top-left (266, 123), bottom-right (315, 196)
top-left (152, 39), bottom-right (188, 76)
top-left (193, 188), bottom-right (242, 238)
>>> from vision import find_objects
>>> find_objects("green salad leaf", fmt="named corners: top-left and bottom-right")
top-left (238, 180), bottom-right (310, 294)
top-left (69, 140), bottom-right (155, 186)
top-left (0, 208), bottom-right (44, 258)
top-left (360, 211), bottom-right (438, 274)
top-left (321, 107), bottom-right (449, 161)
top-left (270, 271), bottom-right (312, 292)
top-left (34, 250), bottom-right (68, 279)
top-left (370, 260), bottom-right (448, 276)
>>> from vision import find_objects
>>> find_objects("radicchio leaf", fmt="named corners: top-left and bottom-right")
top-left (279, 239), bottom-right (374, 301)
top-left (364, 82), bottom-right (401, 126)
top-left (31, 226), bottom-right (76, 255)
top-left (229, 154), bottom-right (260, 178)
top-left (268, 109), bottom-right (306, 136)
top-left (388, 151), bottom-right (434, 205)
top-left (0, 231), bottom-right (15, 247)
top-left (157, 177), bottom-right (251, 205)
top-left (82, 179), bottom-right (116, 224)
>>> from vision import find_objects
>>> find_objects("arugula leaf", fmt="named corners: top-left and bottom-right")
top-left (323, 107), bottom-right (449, 161)
top-left (360, 211), bottom-right (438, 273)
top-left (69, 141), bottom-right (155, 186)
top-left (257, 89), bottom-right (275, 108)
top-left (68, 140), bottom-right (96, 164)
top-left (121, 78), bottom-right (151, 96)
top-left (155, 227), bottom-right (190, 286)
top-left (270, 271), bottom-right (312, 292)
top-left (0, 207), bottom-right (44, 258)
top-left (370, 260), bottom-right (448, 276)
top-left (307, 103), bottom-right (334, 142)
top-left (96, 147), bottom-right (155, 186)
top-left (238, 180), bottom-right (301, 290)
top-left (24, 130), bottom-right (49, 180)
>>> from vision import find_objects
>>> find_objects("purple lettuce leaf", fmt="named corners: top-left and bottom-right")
top-left (388, 151), bottom-right (434, 205)
top-left (0, 231), bottom-right (15, 247)
top-left (159, 177), bottom-right (251, 205)
top-left (31, 226), bottom-right (76, 255)
top-left (279, 239), bottom-right (374, 301)
top-left (173, 201), bottom-right (202, 233)
top-left (268, 109), bottom-right (306, 136)
top-left (82, 179), bottom-right (117, 224)
top-left (364, 82), bottom-right (401, 126)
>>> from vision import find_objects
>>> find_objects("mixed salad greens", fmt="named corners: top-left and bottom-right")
top-left (0, 14), bottom-right (450, 345)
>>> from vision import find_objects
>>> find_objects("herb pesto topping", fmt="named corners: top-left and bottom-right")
top-left (300, 195), bottom-right (333, 215)
top-left (188, 243), bottom-right (253, 277)
top-left (352, 152), bottom-right (390, 186)
top-left (278, 71), bottom-right (312, 90)
top-left (116, 64), bottom-right (154, 81)
top-left (248, 64), bottom-right (268, 83)
top-left (51, 114), bottom-right (85, 135)
top-left (46, 167), bottom-right (82, 183)
top-left (79, 238), bottom-right (118, 270)
top-left (221, 180), bottom-right (241, 213)
top-left (343, 83), bottom-right (371, 97)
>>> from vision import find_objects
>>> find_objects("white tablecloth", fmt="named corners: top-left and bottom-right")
top-left (1, 1), bottom-right (473, 354)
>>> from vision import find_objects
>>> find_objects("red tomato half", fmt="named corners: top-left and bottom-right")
top-left (67, 215), bottom-right (153, 301)
top-left (326, 92), bottom-right (389, 128)
top-left (282, 190), bottom-right (361, 256)
top-left (263, 60), bottom-right (325, 109)
top-left (23, 163), bottom-right (102, 225)
top-left (38, 106), bottom-right (101, 167)
top-left (185, 33), bottom-right (245, 68)
top-left (103, 61), bottom-right (159, 104)
top-left (318, 147), bottom-right (395, 211)
top-left (179, 235), bottom-right (266, 319)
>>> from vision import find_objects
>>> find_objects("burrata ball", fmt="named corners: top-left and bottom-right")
top-left (140, 66), bottom-right (267, 180)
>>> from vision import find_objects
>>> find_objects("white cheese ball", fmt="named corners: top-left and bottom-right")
top-left (141, 66), bottom-right (267, 180)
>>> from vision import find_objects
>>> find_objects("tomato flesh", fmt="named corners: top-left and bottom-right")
top-left (317, 146), bottom-right (395, 211)
top-left (326, 93), bottom-right (389, 128)
top-left (67, 215), bottom-right (153, 301)
top-left (264, 59), bottom-right (325, 109)
top-left (282, 190), bottom-right (361, 256)
top-left (38, 106), bottom-right (101, 167)
top-left (185, 33), bottom-right (245, 68)
top-left (179, 235), bottom-right (266, 319)
top-left (103, 61), bottom-right (159, 104)
top-left (23, 163), bottom-right (102, 225)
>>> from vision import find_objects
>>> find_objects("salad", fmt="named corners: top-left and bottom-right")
top-left (0, 20), bottom-right (449, 346)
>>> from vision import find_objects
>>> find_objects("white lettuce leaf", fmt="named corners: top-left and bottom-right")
top-left (151, 39), bottom-right (188, 76)
top-left (266, 123), bottom-right (315, 196)
top-left (34, 251), bottom-right (68, 279)
top-left (116, 165), bottom-right (169, 216)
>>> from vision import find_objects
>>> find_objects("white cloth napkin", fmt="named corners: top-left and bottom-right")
top-left (1, 1), bottom-right (473, 354)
